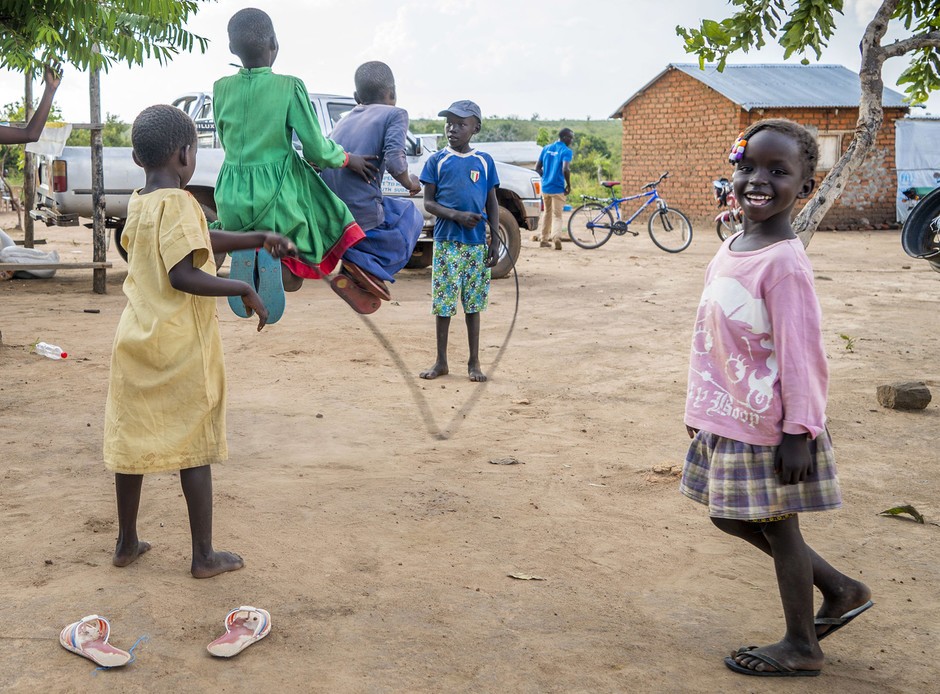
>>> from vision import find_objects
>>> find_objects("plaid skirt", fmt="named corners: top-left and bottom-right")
top-left (680, 429), bottom-right (842, 520)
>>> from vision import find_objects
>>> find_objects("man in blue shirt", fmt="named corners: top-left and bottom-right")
top-left (535, 128), bottom-right (574, 250)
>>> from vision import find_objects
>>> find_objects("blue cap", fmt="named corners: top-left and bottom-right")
top-left (438, 100), bottom-right (482, 122)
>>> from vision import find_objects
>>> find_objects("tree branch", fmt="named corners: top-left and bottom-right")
top-left (882, 30), bottom-right (940, 58)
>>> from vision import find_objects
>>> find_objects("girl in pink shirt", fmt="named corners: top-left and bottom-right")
top-left (681, 119), bottom-right (872, 678)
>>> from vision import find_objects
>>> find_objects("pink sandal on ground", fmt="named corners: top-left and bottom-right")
top-left (59, 615), bottom-right (131, 668)
top-left (206, 606), bottom-right (272, 658)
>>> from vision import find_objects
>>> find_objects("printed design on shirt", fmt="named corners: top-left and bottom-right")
top-left (469, 170), bottom-right (480, 183)
top-left (688, 276), bottom-right (777, 428)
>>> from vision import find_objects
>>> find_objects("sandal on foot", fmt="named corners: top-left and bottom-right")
top-left (255, 249), bottom-right (286, 324)
top-left (724, 646), bottom-right (820, 678)
top-left (816, 599), bottom-right (874, 641)
top-left (59, 615), bottom-right (131, 668)
top-left (227, 249), bottom-right (256, 318)
top-left (330, 274), bottom-right (381, 314)
top-left (206, 606), bottom-right (271, 658)
top-left (341, 261), bottom-right (391, 301)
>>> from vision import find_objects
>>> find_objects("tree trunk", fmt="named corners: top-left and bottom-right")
top-left (794, 0), bottom-right (896, 248)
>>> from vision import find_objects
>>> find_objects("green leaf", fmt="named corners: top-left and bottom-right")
top-left (878, 505), bottom-right (925, 524)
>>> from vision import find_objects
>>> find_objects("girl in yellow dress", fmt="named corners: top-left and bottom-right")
top-left (103, 105), bottom-right (295, 578)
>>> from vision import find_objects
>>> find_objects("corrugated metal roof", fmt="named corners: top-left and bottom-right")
top-left (611, 63), bottom-right (909, 117)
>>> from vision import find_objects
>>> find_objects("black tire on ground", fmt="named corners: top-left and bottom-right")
top-left (567, 203), bottom-right (614, 249)
top-left (716, 214), bottom-right (741, 241)
top-left (489, 206), bottom-right (521, 279)
top-left (900, 186), bottom-right (940, 260)
top-left (198, 203), bottom-right (227, 271)
top-left (405, 243), bottom-right (433, 269)
top-left (113, 223), bottom-right (127, 262)
top-left (647, 206), bottom-right (693, 253)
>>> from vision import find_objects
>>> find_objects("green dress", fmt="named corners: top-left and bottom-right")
top-left (212, 67), bottom-right (363, 275)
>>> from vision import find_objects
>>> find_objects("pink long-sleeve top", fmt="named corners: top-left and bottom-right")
top-left (684, 237), bottom-right (828, 446)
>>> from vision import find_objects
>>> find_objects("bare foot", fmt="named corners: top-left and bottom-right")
top-left (112, 540), bottom-right (151, 568)
top-left (191, 550), bottom-right (244, 579)
top-left (468, 365), bottom-right (487, 382)
top-left (730, 639), bottom-right (823, 674)
top-left (815, 580), bottom-right (873, 638)
top-left (420, 363), bottom-right (448, 379)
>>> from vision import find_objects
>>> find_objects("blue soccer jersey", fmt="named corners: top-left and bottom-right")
top-left (420, 148), bottom-right (499, 245)
top-left (537, 140), bottom-right (573, 194)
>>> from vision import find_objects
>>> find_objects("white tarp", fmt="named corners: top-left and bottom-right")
top-left (24, 122), bottom-right (72, 158)
top-left (0, 229), bottom-right (58, 279)
top-left (895, 118), bottom-right (940, 222)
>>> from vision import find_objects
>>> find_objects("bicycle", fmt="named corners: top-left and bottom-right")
top-left (714, 177), bottom-right (743, 240)
top-left (566, 172), bottom-right (693, 252)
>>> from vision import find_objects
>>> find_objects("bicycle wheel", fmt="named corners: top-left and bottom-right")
top-left (716, 214), bottom-right (742, 241)
top-left (568, 203), bottom-right (614, 249)
top-left (648, 206), bottom-right (693, 253)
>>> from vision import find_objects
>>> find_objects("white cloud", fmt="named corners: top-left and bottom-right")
top-left (0, 0), bottom-right (937, 124)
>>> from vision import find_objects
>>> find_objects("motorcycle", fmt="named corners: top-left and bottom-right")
top-left (714, 177), bottom-right (742, 240)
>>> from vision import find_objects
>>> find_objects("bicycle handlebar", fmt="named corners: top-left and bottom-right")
top-left (641, 172), bottom-right (669, 190)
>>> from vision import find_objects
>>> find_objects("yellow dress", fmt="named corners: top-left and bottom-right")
top-left (104, 189), bottom-right (228, 473)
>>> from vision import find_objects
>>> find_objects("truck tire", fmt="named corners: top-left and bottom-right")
top-left (405, 243), bottom-right (433, 269)
top-left (113, 223), bottom-right (127, 262)
top-left (491, 206), bottom-right (521, 279)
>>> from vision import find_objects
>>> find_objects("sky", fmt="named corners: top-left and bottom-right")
top-left (1, 0), bottom-right (937, 124)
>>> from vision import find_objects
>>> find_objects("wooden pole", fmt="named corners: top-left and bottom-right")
top-left (90, 67), bottom-right (107, 294)
top-left (23, 73), bottom-right (35, 247)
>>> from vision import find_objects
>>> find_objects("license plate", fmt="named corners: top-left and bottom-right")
top-left (381, 173), bottom-right (409, 195)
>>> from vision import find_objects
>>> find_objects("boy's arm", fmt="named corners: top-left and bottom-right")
top-left (393, 170), bottom-right (421, 195)
top-left (0, 65), bottom-right (61, 145)
top-left (485, 187), bottom-right (500, 267)
top-left (385, 110), bottom-right (420, 195)
top-left (167, 252), bottom-right (269, 331)
top-left (209, 230), bottom-right (297, 258)
top-left (423, 183), bottom-right (482, 229)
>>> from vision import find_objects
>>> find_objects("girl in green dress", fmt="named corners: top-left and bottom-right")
top-left (213, 8), bottom-right (386, 314)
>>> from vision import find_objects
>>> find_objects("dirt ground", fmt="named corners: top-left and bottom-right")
top-left (1, 214), bottom-right (938, 693)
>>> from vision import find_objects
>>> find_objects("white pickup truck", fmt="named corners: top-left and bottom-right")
top-left (31, 92), bottom-right (541, 279)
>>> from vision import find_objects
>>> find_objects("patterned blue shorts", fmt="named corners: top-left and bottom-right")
top-left (431, 240), bottom-right (490, 317)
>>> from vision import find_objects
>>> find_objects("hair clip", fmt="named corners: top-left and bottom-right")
top-left (728, 134), bottom-right (747, 164)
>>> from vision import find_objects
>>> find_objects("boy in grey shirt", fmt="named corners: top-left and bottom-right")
top-left (322, 61), bottom-right (423, 294)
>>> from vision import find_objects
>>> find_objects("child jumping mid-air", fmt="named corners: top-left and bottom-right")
top-left (320, 60), bottom-right (424, 313)
top-left (212, 8), bottom-right (394, 317)
top-left (104, 104), bottom-right (295, 578)
top-left (419, 100), bottom-right (499, 382)
top-left (681, 118), bottom-right (872, 677)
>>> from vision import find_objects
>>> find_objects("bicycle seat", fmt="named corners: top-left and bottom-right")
top-left (600, 181), bottom-right (620, 188)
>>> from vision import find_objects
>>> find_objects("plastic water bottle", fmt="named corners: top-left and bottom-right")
top-left (34, 342), bottom-right (67, 360)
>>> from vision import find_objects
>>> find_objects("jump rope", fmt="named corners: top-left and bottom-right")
top-left (300, 237), bottom-right (520, 441)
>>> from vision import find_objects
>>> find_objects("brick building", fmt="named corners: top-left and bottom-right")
top-left (610, 64), bottom-right (910, 229)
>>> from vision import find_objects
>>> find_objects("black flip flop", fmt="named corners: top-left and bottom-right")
top-left (816, 599), bottom-right (874, 641)
top-left (725, 647), bottom-right (821, 678)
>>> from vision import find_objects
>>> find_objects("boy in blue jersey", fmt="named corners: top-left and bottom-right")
top-left (535, 128), bottom-right (574, 249)
top-left (419, 100), bottom-right (500, 382)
